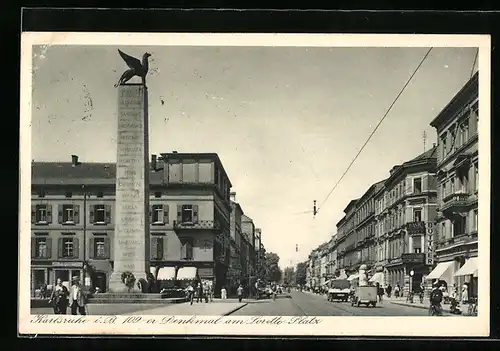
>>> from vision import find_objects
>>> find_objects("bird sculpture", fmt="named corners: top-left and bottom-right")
top-left (114, 49), bottom-right (152, 87)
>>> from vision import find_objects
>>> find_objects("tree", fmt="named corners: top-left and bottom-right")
top-left (295, 261), bottom-right (307, 286)
top-left (265, 252), bottom-right (282, 283)
top-left (283, 266), bottom-right (295, 286)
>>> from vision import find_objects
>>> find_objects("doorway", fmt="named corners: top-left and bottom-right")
top-left (95, 272), bottom-right (107, 293)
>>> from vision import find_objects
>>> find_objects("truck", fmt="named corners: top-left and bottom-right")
top-left (327, 279), bottom-right (351, 302)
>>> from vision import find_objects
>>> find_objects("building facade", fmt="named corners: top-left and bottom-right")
top-left (376, 147), bottom-right (438, 294)
top-left (31, 152), bottom-right (240, 296)
top-left (428, 71), bottom-right (479, 298)
top-left (336, 199), bottom-right (359, 278)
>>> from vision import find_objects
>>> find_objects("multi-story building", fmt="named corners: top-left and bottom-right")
top-left (31, 152), bottom-right (234, 295)
top-left (229, 192), bottom-right (244, 292)
top-left (428, 71), bottom-right (479, 298)
top-left (319, 243), bottom-right (329, 286)
top-left (241, 214), bottom-right (257, 286)
top-left (336, 199), bottom-right (359, 279)
top-left (375, 147), bottom-right (438, 294)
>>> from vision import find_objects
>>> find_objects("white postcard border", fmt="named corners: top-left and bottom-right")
top-left (19, 33), bottom-right (491, 337)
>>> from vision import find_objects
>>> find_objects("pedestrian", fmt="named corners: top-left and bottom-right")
top-left (186, 284), bottom-right (194, 305)
top-left (69, 276), bottom-right (87, 315)
top-left (376, 282), bottom-right (384, 303)
top-left (429, 281), bottom-right (444, 316)
top-left (386, 284), bottom-right (392, 298)
top-left (461, 284), bottom-right (469, 304)
top-left (48, 278), bottom-right (69, 314)
top-left (196, 282), bottom-right (204, 303)
top-left (221, 286), bottom-right (227, 300)
top-left (237, 284), bottom-right (244, 303)
top-left (394, 284), bottom-right (401, 298)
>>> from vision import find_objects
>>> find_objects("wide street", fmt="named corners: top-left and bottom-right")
top-left (31, 290), bottom-right (443, 316)
top-left (231, 290), bottom-right (430, 316)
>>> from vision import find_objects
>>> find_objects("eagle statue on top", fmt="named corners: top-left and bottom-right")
top-left (114, 49), bottom-right (152, 87)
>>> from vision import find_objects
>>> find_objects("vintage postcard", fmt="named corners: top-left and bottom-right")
top-left (19, 33), bottom-right (490, 336)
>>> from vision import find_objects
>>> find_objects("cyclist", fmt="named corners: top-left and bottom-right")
top-left (429, 282), bottom-right (444, 316)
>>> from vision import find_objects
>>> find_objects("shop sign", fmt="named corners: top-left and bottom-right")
top-left (401, 253), bottom-right (425, 264)
top-left (52, 261), bottom-right (83, 268)
top-left (407, 221), bottom-right (425, 234)
top-left (426, 222), bottom-right (435, 265)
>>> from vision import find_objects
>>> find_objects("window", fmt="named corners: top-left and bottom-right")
top-left (413, 178), bottom-right (422, 194)
top-left (91, 204), bottom-right (111, 224)
top-left (441, 133), bottom-right (447, 157)
top-left (442, 181), bottom-right (447, 198)
top-left (413, 208), bottom-right (422, 222)
top-left (475, 163), bottom-right (479, 191)
top-left (450, 127), bottom-right (457, 152)
top-left (180, 238), bottom-right (193, 260)
top-left (473, 209), bottom-right (478, 232)
top-left (450, 175), bottom-right (455, 193)
top-left (95, 238), bottom-right (105, 258)
top-left (35, 204), bottom-right (51, 223)
top-left (62, 238), bottom-right (74, 258)
top-left (32, 237), bottom-right (51, 258)
top-left (460, 119), bottom-right (469, 145)
top-left (151, 204), bottom-right (167, 224)
top-left (441, 222), bottom-right (446, 241)
top-left (414, 248), bottom-right (422, 254)
top-left (178, 204), bottom-right (198, 224)
top-left (60, 204), bottom-right (79, 224)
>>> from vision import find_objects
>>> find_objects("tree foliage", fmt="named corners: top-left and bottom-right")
top-left (295, 261), bottom-right (307, 286)
top-left (265, 252), bottom-right (282, 283)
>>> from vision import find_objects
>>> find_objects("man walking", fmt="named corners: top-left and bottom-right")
top-left (69, 276), bottom-right (87, 315)
top-left (237, 284), bottom-right (244, 303)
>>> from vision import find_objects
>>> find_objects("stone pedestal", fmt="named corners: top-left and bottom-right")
top-left (108, 84), bottom-right (150, 293)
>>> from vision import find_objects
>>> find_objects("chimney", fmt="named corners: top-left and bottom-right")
top-left (172, 150), bottom-right (178, 154)
top-left (230, 192), bottom-right (236, 201)
top-left (151, 154), bottom-right (157, 171)
top-left (71, 155), bottom-right (79, 167)
top-left (433, 143), bottom-right (436, 148)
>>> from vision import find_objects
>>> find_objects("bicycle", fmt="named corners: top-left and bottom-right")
top-left (428, 303), bottom-right (443, 316)
top-left (467, 298), bottom-right (478, 316)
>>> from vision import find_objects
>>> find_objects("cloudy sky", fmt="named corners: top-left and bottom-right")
top-left (31, 44), bottom-right (478, 269)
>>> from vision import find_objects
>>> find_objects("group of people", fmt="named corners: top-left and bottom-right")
top-left (48, 276), bottom-right (88, 315)
top-left (186, 282), bottom-right (245, 304)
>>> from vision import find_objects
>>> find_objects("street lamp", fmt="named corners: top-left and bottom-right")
top-left (409, 269), bottom-right (414, 299)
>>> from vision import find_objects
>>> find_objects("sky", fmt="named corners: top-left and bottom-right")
top-left (31, 44), bottom-right (479, 270)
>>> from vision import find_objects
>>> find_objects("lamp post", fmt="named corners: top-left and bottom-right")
top-left (409, 269), bottom-right (415, 302)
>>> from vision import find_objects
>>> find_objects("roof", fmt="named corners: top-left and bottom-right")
top-left (32, 162), bottom-right (164, 185)
top-left (343, 199), bottom-right (358, 214)
top-left (161, 152), bottom-right (233, 188)
top-left (231, 200), bottom-right (244, 216)
top-left (409, 146), bottom-right (438, 162)
top-left (430, 71), bottom-right (479, 128)
top-left (385, 146), bottom-right (438, 185)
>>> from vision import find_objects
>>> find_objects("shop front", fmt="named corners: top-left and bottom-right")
top-left (51, 261), bottom-right (84, 290)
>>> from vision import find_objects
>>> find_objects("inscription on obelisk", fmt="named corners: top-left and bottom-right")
top-left (108, 84), bottom-right (150, 292)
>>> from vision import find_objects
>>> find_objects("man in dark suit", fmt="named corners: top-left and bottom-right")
top-left (69, 276), bottom-right (87, 315)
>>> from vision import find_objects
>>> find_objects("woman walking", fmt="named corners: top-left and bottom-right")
top-left (49, 278), bottom-right (69, 314)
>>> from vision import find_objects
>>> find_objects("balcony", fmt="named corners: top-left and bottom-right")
top-left (173, 220), bottom-right (221, 231)
top-left (436, 233), bottom-right (478, 250)
top-left (406, 221), bottom-right (426, 235)
top-left (441, 191), bottom-right (470, 215)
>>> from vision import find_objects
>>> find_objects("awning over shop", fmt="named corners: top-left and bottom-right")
top-left (150, 266), bottom-right (157, 276)
top-left (369, 272), bottom-right (384, 285)
top-left (156, 267), bottom-right (176, 280)
top-left (425, 261), bottom-right (455, 282)
top-left (176, 267), bottom-right (198, 280)
top-left (454, 257), bottom-right (478, 278)
top-left (347, 274), bottom-right (359, 281)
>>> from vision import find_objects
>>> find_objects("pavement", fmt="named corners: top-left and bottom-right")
top-left (230, 290), bottom-right (472, 316)
top-left (31, 300), bottom-right (247, 316)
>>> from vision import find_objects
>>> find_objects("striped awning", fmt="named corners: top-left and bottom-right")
top-left (156, 267), bottom-right (176, 280)
top-left (454, 257), bottom-right (478, 278)
top-left (176, 267), bottom-right (198, 280)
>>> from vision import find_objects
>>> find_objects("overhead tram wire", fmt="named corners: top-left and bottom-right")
top-left (314, 47), bottom-right (434, 216)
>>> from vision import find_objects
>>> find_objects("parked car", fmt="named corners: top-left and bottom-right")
top-left (327, 279), bottom-right (351, 302)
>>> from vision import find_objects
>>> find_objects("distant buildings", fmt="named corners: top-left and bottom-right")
top-left (303, 72), bottom-right (480, 300)
top-left (31, 152), bottom-right (268, 296)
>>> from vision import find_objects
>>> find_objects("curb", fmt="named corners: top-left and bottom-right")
top-left (389, 301), bottom-right (455, 316)
top-left (223, 303), bottom-right (248, 316)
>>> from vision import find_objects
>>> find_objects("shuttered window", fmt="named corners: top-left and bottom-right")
top-left (150, 236), bottom-right (164, 260)
top-left (151, 205), bottom-right (168, 224)
top-left (31, 237), bottom-right (52, 258)
top-left (58, 205), bottom-right (79, 224)
top-left (58, 237), bottom-right (79, 258)
top-left (180, 238), bottom-right (193, 260)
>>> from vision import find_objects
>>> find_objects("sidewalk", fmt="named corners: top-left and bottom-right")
top-left (386, 296), bottom-right (470, 315)
top-left (126, 301), bottom-right (247, 316)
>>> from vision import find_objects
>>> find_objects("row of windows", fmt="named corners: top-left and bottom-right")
top-left (438, 209), bottom-right (478, 241)
top-left (31, 204), bottom-right (200, 225)
top-left (439, 105), bottom-right (478, 161)
top-left (31, 235), bottom-right (207, 261)
top-left (440, 163), bottom-right (478, 199)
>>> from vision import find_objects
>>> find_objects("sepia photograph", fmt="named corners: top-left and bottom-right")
top-left (19, 33), bottom-right (490, 336)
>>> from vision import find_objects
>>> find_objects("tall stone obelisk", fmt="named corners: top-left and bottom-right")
top-left (108, 83), bottom-right (150, 292)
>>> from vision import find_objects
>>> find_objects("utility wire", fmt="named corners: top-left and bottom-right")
top-left (316, 47), bottom-right (434, 215)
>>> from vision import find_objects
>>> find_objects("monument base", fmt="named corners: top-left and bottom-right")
top-left (108, 271), bottom-right (148, 293)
